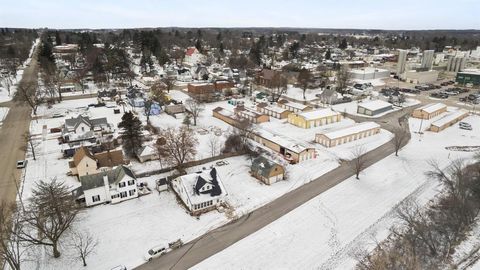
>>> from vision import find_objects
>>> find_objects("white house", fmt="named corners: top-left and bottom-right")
top-left (171, 168), bottom-right (227, 215)
top-left (184, 47), bottom-right (206, 67)
top-left (62, 115), bottom-right (113, 142)
top-left (136, 145), bottom-right (159, 163)
top-left (75, 165), bottom-right (138, 207)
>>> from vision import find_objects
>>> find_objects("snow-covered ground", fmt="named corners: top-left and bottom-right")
top-left (0, 107), bottom-right (8, 128)
top-left (192, 115), bottom-right (480, 270)
top-left (281, 85), bottom-right (321, 102)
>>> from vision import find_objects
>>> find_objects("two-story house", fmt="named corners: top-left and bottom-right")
top-left (62, 115), bottom-right (113, 142)
top-left (74, 165), bottom-right (138, 207)
top-left (69, 146), bottom-right (125, 177)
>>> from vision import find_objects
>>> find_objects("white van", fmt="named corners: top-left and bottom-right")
top-left (144, 245), bottom-right (167, 261)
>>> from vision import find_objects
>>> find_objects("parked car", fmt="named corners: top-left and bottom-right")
top-left (459, 125), bottom-right (472, 130)
top-left (144, 245), bottom-right (167, 261)
top-left (16, 160), bottom-right (27, 169)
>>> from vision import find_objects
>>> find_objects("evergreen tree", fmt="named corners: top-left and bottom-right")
top-left (195, 39), bottom-right (202, 53)
top-left (325, 49), bottom-right (331, 60)
top-left (118, 111), bottom-right (143, 156)
top-left (339, 38), bottom-right (348, 50)
top-left (55, 31), bottom-right (61, 45)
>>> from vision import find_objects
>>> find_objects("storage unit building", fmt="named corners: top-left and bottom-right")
top-left (315, 122), bottom-right (381, 147)
top-left (430, 110), bottom-right (468, 132)
top-left (357, 100), bottom-right (393, 116)
top-left (412, 103), bottom-right (447, 119)
top-left (288, 108), bottom-right (343, 129)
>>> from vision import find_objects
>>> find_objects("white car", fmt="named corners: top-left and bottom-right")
top-left (144, 245), bottom-right (167, 261)
top-left (16, 160), bottom-right (27, 169)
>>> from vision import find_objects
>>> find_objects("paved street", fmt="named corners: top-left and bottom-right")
top-left (0, 48), bottom-right (38, 204)
top-left (136, 108), bottom-right (414, 270)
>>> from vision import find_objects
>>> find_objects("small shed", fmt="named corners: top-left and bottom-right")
top-left (250, 156), bottom-right (285, 185)
top-left (156, 178), bottom-right (168, 192)
top-left (136, 145), bottom-right (159, 163)
top-left (357, 100), bottom-right (393, 116)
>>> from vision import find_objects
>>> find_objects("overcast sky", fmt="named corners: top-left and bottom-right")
top-left (1, 0), bottom-right (479, 30)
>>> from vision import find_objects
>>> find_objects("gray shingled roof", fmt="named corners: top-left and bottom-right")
top-left (79, 165), bottom-right (135, 191)
top-left (65, 115), bottom-right (108, 129)
top-left (251, 156), bottom-right (280, 178)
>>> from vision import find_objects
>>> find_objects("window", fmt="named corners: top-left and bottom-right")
top-left (119, 182), bottom-right (126, 188)
top-left (92, 195), bottom-right (100, 202)
top-left (128, 180), bottom-right (135, 186)
top-left (129, 189), bottom-right (135, 196)
top-left (86, 163), bottom-right (88, 167)
top-left (111, 194), bottom-right (119, 199)
top-left (120, 191), bottom-right (127, 198)
top-left (81, 127), bottom-right (85, 132)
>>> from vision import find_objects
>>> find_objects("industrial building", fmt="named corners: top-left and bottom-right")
top-left (447, 56), bottom-right (466, 73)
top-left (288, 109), bottom-right (343, 129)
top-left (421, 50), bottom-right (435, 70)
top-left (404, 70), bottom-right (439, 84)
top-left (430, 110), bottom-right (468, 132)
top-left (349, 67), bottom-right (389, 80)
top-left (396, 49), bottom-right (408, 75)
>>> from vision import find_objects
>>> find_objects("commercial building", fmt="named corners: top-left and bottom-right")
top-left (421, 50), bottom-right (435, 70)
top-left (357, 100), bottom-right (393, 116)
top-left (430, 110), bottom-right (468, 132)
top-left (412, 103), bottom-right (447, 120)
top-left (404, 70), bottom-right (439, 84)
top-left (315, 122), bottom-right (381, 148)
top-left (234, 106), bottom-right (270, 124)
top-left (456, 69), bottom-right (480, 85)
top-left (349, 67), bottom-right (389, 80)
top-left (288, 108), bottom-right (343, 129)
top-left (397, 49), bottom-right (408, 75)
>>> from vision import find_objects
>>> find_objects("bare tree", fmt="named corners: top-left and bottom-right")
top-left (335, 66), bottom-right (351, 96)
top-left (1, 75), bottom-right (13, 96)
top-left (13, 82), bottom-right (44, 116)
top-left (297, 68), bottom-right (312, 100)
top-left (185, 98), bottom-right (204, 126)
top-left (22, 131), bottom-right (39, 161)
top-left (0, 202), bottom-right (28, 270)
top-left (207, 134), bottom-right (221, 157)
top-left (270, 72), bottom-right (288, 102)
top-left (350, 146), bottom-right (368, 180)
top-left (70, 231), bottom-right (98, 267)
top-left (156, 127), bottom-right (198, 169)
top-left (17, 179), bottom-right (79, 258)
top-left (144, 99), bottom-right (153, 124)
top-left (392, 127), bottom-right (409, 156)
top-left (162, 76), bottom-right (175, 93)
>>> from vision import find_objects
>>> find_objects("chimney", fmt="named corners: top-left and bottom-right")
top-left (103, 174), bottom-right (110, 201)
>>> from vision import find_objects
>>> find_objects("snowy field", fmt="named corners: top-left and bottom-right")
top-left (192, 115), bottom-right (480, 270)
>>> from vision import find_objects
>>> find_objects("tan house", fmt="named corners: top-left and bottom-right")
top-left (256, 102), bottom-right (291, 119)
top-left (250, 156), bottom-right (285, 185)
top-left (69, 147), bottom-right (125, 177)
top-left (412, 103), bottom-right (447, 119)
top-left (277, 99), bottom-right (313, 113)
top-left (315, 122), bottom-right (381, 147)
top-left (430, 110), bottom-right (468, 132)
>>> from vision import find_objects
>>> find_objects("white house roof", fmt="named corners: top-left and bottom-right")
top-left (175, 169), bottom-right (227, 205)
top-left (431, 110), bottom-right (468, 127)
top-left (358, 100), bottom-right (392, 111)
top-left (418, 103), bottom-right (447, 114)
top-left (261, 105), bottom-right (289, 114)
top-left (279, 100), bottom-right (310, 111)
top-left (318, 122), bottom-right (380, 140)
top-left (298, 108), bottom-right (340, 121)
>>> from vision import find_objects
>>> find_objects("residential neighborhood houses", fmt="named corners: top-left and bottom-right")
top-left (0, 16), bottom-right (480, 270)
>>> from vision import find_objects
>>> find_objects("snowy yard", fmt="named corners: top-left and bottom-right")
top-left (192, 115), bottom-right (480, 270)
top-left (281, 85), bottom-right (321, 102)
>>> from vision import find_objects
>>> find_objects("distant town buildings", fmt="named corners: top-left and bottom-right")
top-left (420, 50), bottom-right (435, 70)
